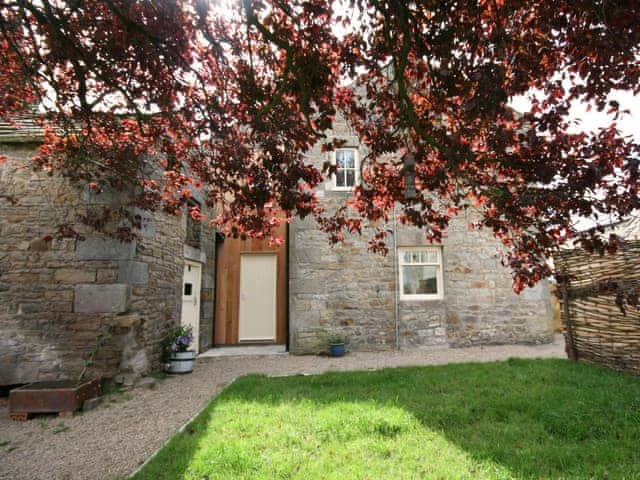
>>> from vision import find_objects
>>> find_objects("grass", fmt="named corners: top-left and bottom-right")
top-left (0, 440), bottom-right (16, 454)
top-left (132, 359), bottom-right (640, 480)
top-left (52, 423), bottom-right (70, 435)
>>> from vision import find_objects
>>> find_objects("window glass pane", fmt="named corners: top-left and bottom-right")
top-left (411, 252), bottom-right (420, 263)
top-left (346, 169), bottom-right (355, 186)
top-left (335, 170), bottom-right (346, 187)
top-left (403, 252), bottom-right (412, 263)
top-left (402, 265), bottom-right (438, 295)
top-left (344, 150), bottom-right (355, 168)
top-left (427, 250), bottom-right (438, 263)
top-left (336, 150), bottom-right (346, 168)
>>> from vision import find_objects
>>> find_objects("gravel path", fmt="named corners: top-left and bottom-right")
top-left (0, 336), bottom-right (565, 480)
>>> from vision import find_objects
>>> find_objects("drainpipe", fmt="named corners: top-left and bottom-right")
top-left (393, 152), bottom-right (416, 350)
top-left (392, 203), bottom-right (400, 350)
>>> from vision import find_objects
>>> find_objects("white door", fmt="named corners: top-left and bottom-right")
top-left (181, 260), bottom-right (202, 353)
top-left (239, 253), bottom-right (277, 342)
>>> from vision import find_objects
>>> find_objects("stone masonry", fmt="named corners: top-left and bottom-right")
top-left (0, 142), bottom-right (215, 385)
top-left (0, 117), bottom-right (553, 378)
top-left (288, 118), bottom-right (554, 353)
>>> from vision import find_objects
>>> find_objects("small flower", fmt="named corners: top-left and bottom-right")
top-left (166, 325), bottom-right (194, 353)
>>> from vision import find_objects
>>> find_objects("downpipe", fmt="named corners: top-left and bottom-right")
top-left (392, 203), bottom-right (400, 351)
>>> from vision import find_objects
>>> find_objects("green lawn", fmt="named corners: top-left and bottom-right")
top-left (133, 359), bottom-right (640, 479)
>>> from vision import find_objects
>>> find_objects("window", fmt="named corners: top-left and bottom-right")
top-left (398, 247), bottom-right (443, 300)
top-left (185, 200), bottom-right (202, 248)
top-left (332, 148), bottom-right (359, 190)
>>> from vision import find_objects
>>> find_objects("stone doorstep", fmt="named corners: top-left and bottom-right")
top-left (198, 345), bottom-right (288, 358)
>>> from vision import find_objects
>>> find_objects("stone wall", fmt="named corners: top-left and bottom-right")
top-left (397, 215), bottom-right (553, 348)
top-left (289, 118), bottom-right (554, 353)
top-left (289, 218), bottom-right (396, 353)
top-left (288, 119), bottom-right (397, 353)
top-left (0, 142), bottom-right (215, 385)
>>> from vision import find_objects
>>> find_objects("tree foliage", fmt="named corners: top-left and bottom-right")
top-left (1, 0), bottom-right (639, 291)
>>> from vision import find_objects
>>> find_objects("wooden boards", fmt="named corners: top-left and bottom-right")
top-left (214, 224), bottom-right (287, 345)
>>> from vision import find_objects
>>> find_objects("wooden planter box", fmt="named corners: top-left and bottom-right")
top-left (8, 378), bottom-right (101, 421)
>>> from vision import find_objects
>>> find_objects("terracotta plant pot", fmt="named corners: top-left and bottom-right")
top-left (167, 351), bottom-right (196, 374)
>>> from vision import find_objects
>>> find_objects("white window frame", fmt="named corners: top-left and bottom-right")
top-left (398, 246), bottom-right (444, 301)
top-left (330, 148), bottom-right (360, 191)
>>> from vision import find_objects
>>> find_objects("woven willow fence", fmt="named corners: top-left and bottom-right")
top-left (554, 241), bottom-right (640, 375)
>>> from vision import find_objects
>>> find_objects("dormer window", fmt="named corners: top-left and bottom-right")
top-left (332, 148), bottom-right (359, 190)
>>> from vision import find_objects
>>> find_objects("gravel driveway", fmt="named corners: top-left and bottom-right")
top-left (0, 337), bottom-right (565, 480)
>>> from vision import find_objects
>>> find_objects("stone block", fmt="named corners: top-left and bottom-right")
top-left (114, 313), bottom-right (141, 329)
top-left (201, 300), bottom-right (213, 319)
top-left (123, 350), bottom-right (149, 375)
top-left (81, 187), bottom-right (127, 205)
top-left (82, 395), bottom-right (104, 411)
top-left (114, 373), bottom-right (137, 387)
top-left (135, 377), bottom-right (157, 390)
top-left (74, 284), bottom-right (131, 313)
top-left (396, 228), bottom-right (428, 246)
top-left (130, 209), bottom-right (157, 238)
top-left (18, 303), bottom-right (43, 314)
top-left (201, 289), bottom-right (212, 302)
top-left (44, 290), bottom-right (73, 301)
top-left (184, 244), bottom-right (206, 263)
top-left (117, 261), bottom-right (149, 285)
top-left (202, 273), bottom-right (214, 289)
top-left (292, 279), bottom-right (325, 294)
top-left (54, 268), bottom-right (96, 284)
top-left (29, 238), bottom-right (51, 251)
top-left (522, 283), bottom-right (547, 300)
top-left (97, 269), bottom-right (118, 282)
top-left (5, 213), bottom-right (25, 224)
top-left (48, 301), bottom-right (73, 313)
top-left (293, 248), bottom-right (324, 263)
top-left (75, 237), bottom-right (136, 261)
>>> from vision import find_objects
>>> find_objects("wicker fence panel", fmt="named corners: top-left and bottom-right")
top-left (554, 242), bottom-right (640, 375)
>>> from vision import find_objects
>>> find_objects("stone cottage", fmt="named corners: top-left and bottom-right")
top-left (215, 117), bottom-right (554, 353)
top-left (0, 114), bottom-right (554, 386)
top-left (0, 114), bottom-right (217, 386)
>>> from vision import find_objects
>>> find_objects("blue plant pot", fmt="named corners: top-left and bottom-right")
top-left (329, 343), bottom-right (345, 357)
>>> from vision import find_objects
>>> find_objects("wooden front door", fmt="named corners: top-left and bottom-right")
top-left (238, 253), bottom-right (277, 342)
top-left (214, 225), bottom-right (287, 345)
top-left (181, 260), bottom-right (202, 353)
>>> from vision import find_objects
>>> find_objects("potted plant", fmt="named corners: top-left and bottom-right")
top-left (165, 325), bottom-right (196, 374)
top-left (327, 335), bottom-right (346, 357)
